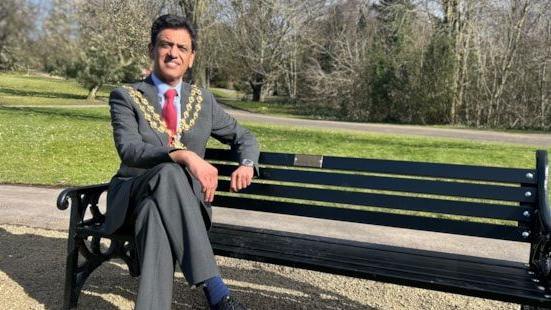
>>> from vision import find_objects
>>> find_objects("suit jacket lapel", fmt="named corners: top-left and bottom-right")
top-left (178, 83), bottom-right (192, 143)
top-left (136, 76), bottom-right (167, 145)
top-left (180, 82), bottom-right (191, 116)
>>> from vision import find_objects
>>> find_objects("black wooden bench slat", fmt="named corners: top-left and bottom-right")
top-left (216, 180), bottom-right (533, 221)
top-left (214, 164), bottom-right (535, 203)
top-left (205, 148), bottom-right (536, 184)
top-left (217, 163), bottom-right (536, 194)
top-left (209, 224), bottom-right (548, 306)
top-left (213, 196), bottom-right (529, 242)
top-left (212, 226), bottom-right (533, 285)
top-left (212, 243), bottom-right (548, 306)
top-left (223, 223), bottom-right (523, 269)
top-left (322, 156), bottom-right (536, 185)
top-left (213, 240), bottom-right (537, 293)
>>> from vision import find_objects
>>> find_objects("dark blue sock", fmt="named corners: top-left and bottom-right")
top-left (203, 276), bottom-right (230, 306)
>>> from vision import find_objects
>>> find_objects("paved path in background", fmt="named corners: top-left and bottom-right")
top-left (224, 106), bottom-right (551, 147)
top-left (4, 103), bottom-right (550, 147)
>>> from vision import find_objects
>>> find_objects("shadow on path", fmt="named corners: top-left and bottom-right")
top-left (0, 226), bottom-right (372, 309)
top-left (0, 87), bottom-right (108, 101)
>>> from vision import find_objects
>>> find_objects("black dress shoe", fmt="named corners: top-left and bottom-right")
top-left (212, 295), bottom-right (248, 310)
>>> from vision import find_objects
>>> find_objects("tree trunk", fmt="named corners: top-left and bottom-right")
top-left (488, 0), bottom-right (530, 127)
top-left (87, 84), bottom-right (100, 102)
top-left (250, 82), bottom-right (262, 102)
top-left (177, 0), bottom-right (210, 88)
top-left (192, 62), bottom-right (207, 87)
top-left (249, 73), bottom-right (264, 102)
top-left (541, 61), bottom-right (547, 129)
top-left (443, 0), bottom-right (460, 124)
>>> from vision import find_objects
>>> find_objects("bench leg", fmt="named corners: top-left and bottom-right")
top-left (118, 240), bottom-right (140, 277)
top-left (63, 231), bottom-right (80, 309)
top-left (63, 234), bottom-right (114, 309)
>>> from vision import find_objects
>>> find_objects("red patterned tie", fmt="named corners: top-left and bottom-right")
top-left (163, 89), bottom-right (178, 145)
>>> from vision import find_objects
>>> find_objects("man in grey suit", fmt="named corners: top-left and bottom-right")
top-left (105, 14), bottom-right (259, 310)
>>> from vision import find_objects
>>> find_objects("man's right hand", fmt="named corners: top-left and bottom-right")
top-left (169, 150), bottom-right (218, 203)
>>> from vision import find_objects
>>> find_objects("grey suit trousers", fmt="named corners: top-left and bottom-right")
top-left (127, 162), bottom-right (219, 310)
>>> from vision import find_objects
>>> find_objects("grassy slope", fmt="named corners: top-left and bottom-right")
top-left (0, 107), bottom-right (117, 185)
top-left (0, 72), bottom-right (111, 105)
top-left (209, 87), bottom-right (300, 117)
top-left (0, 106), bottom-right (543, 186)
top-left (0, 73), bottom-right (546, 186)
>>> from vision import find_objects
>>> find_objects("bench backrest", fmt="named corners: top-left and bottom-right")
top-left (206, 149), bottom-right (549, 243)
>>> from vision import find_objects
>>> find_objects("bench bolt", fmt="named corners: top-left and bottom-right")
top-left (523, 231), bottom-right (531, 238)
top-left (523, 211), bottom-right (531, 218)
top-left (525, 191), bottom-right (532, 198)
top-left (526, 172), bottom-right (534, 179)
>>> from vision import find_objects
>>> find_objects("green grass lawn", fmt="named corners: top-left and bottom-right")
top-left (0, 106), bottom-right (117, 185)
top-left (0, 72), bottom-right (111, 105)
top-left (209, 87), bottom-right (301, 117)
top-left (0, 105), bottom-right (546, 186)
top-left (0, 72), bottom-right (547, 187)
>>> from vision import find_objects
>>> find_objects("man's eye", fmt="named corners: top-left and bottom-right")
top-left (160, 42), bottom-right (170, 48)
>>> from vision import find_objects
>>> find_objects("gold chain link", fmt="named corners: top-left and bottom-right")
top-left (122, 85), bottom-right (204, 149)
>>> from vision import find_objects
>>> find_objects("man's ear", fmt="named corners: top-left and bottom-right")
top-left (189, 52), bottom-right (195, 68)
top-left (148, 43), bottom-right (154, 59)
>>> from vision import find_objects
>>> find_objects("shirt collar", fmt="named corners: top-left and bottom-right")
top-left (151, 73), bottom-right (182, 98)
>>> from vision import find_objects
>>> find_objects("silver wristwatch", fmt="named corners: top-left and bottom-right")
top-left (240, 159), bottom-right (255, 167)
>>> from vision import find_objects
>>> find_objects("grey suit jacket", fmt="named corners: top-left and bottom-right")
top-left (103, 76), bottom-right (259, 234)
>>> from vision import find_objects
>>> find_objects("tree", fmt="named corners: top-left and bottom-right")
top-left (77, 0), bottom-right (153, 101)
top-left (300, 1), bottom-right (375, 119)
top-left (458, 0), bottom-right (550, 129)
top-left (301, 0), bottom-right (428, 122)
top-left (0, 0), bottom-right (36, 70)
top-left (176, 0), bottom-right (221, 87)
top-left (221, 0), bottom-right (314, 101)
top-left (38, 0), bottom-right (80, 77)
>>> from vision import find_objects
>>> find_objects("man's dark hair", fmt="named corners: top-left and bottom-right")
top-left (151, 14), bottom-right (197, 51)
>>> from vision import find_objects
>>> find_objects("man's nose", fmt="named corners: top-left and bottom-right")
top-left (168, 45), bottom-right (179, 57)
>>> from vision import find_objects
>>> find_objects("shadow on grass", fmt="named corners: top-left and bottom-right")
top-left (0, 226), bottom-right (372, 309)
top-left (0, 87), bottom-right (109, 101)
top-left (218, 98), bottom-right (301, 115)
top-left (0, 106), bottom-right (110, 122)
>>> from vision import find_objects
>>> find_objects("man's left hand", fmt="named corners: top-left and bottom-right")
top-left (230, 166), bottom-right (254, 192)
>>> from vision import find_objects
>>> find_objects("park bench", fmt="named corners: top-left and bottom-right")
top-left (57, 148), bottom-right (550, 309)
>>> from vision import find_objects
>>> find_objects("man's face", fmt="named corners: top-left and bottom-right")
top-left (150, 28), bottom-right (195, 86)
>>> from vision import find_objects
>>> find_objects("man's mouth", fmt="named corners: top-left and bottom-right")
top-left (165, 61), bottom-right (180, 68)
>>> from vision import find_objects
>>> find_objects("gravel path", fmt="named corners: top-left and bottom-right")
top-left (0, 224), bottom-right (518, 310)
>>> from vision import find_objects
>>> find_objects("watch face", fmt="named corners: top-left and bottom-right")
top-left (241, 159), bottom-right (254, 167)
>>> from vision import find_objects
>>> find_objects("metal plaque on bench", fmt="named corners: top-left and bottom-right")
top-left (294, 154), bottom-right (323, 168)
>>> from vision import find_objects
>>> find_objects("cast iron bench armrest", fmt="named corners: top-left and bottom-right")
top-left (537, 150), bottom-right (551, 233)
top-left (57, 183), bottom-right (109, 211)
